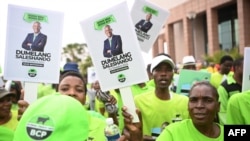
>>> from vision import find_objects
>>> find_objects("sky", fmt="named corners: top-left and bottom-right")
top-left (0, 0), bottom-right (154, 73)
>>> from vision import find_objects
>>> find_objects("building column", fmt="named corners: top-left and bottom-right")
top-left (237, 0), bottom-right (250, 54)
top-left (152, 37), bottom-right (159, 57)
top-left (183, 17), bottom-right (193, 56)
top-left (166, 23), bottom-right (176, 62)
top-left (206, 8), bottom-right (219, 55)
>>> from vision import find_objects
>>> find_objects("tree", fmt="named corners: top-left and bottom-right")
top-left (61, 43), bottom-right (93, 76)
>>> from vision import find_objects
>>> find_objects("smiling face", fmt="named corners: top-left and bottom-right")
top-left (152, 62), bottom-right (174, 89)
top-left (188, 82), bottom-right (220, 126)
top-left (58, 76), bottom-right (86, 105)
top-left (104, 25), bottom-right (113, 38)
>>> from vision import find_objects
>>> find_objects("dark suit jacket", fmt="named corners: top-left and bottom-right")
top-left (103, 35), bottom-right (123, 58)
top-left (22, 33), bottom-right (47, 52)
top-left (135, 19), bottom-right (153, 33)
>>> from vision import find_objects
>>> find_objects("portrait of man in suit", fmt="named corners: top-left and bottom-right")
top-left (135, 13), bottom-right (153, 33)
top-left (103, 25), bottom-right (123, 58)
top-left (22, 21), bottom-right (47, 52)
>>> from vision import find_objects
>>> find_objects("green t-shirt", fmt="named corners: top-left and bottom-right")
top-left (226, 90), bottom-right (250, 124)
top-left (1, 110), bottom-right (18, 131)
top-left (210, 72), bottom-right (233, 89)
top-left (218, 75), bottom-right (241, 125)
top-left (37, 83), bottom-right (56, 99)
top-left (130, 83), bottom-right (154, 97)
top-left (134, 91), bottom-right (189, 136)
top-left (86, 111), bottom-right (107, 141)
top-left (157, 119), bottom-right (224, 141)
top-left (0, 126), bottom-right (14, 141)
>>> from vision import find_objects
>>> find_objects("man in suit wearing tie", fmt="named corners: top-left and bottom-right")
top-left (103, 25), bottom-right (123, 58)
top-left (135, 13), bottom-right (153, 33)
top-left (22, 21), bottom-right (47, 52)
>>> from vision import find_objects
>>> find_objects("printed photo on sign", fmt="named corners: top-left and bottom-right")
top-left (4, 4), bottom-right (64, 83)
top-left (87, 66), bottom-right (97, 84)
top-left (131, 0), bottom-right (169, 53)
top-left (80, 1), bottom-right (148, 91)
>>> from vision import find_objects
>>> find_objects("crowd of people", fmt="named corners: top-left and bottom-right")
top-left (0, 52), bottom-right (247, 141)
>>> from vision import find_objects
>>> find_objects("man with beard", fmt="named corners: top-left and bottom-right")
top-left (217, 57), bottom-right (244, 125)
top-left (133, 54), bottom-right (189, 140)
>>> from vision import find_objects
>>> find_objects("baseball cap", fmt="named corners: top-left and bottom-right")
top-left (182, 55), bottom-right (196, 66)
top-left (13, 93), bottom-right (89, 141)
top-left (0, 88), bottom-right (15, 99)
top-left (63, 62), bottom-right (79, 73)
top-left (150, 55), bottom-right (175, 73)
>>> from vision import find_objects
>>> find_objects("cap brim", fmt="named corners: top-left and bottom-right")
top-left (0, 91), bottom-right (15, 99)
top-left (150, 55), bottom-right (175, 73)
top-left (183, 62), bottom-right (196, 66)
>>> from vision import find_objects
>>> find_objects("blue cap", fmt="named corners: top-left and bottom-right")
top-left (63, 62), bottom-right (79, 73)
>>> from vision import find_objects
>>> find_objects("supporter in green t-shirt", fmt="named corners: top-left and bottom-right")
top-left (157, 82), bottom-right (223, 141)
top-left (217, 57), bottom-right (243, 125)
top-left (120, 81), bottom-right (223, 141)
top-left (210, 55), bottom-right (234, 89)
top-left (17, 71), bottom-right (109, 140)
top-left (226, 90), bottom-right (250, 124)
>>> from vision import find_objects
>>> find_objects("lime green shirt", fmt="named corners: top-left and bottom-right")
top-left (226, 90), bottom-right (250, 124)
top-left (130, 83), bottom-right (154, 97)
top-left (1, 110), bottom-right (18, 131)
top-left (37, 83), bottom-right (56, 99)
top-left (210, 72), bottom-right (233, 89)
top-left (134, 91), bottom-right (189, 136)
top-left (157, 119), bottom-right (224, 141)
top-left (87, 111), bottom-right (107, 141)
top-left (0, 126), bottom-right (14, 141)
top-left (217, 75), bottom-right (241, 125)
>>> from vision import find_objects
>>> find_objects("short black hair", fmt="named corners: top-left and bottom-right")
top-left (57, 71), bottom-right (87, 94)
top-left (189, 81), bottom-right (219, 100)
top-left (220, 55), bottom-right (233, 64)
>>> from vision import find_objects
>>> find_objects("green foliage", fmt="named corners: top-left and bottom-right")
top-left (62, 43), bottom-right (93, 76)
top-left (203, 47), bottom-right (243, 64)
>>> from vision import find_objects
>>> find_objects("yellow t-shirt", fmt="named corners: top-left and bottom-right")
top-left (1, 110), bottom-right (19, 131)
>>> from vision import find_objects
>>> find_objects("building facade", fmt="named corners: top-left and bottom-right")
top-left (152, 0), bottom-right (250, 64)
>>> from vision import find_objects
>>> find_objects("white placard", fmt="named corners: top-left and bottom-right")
top-left (131, 0), bottom-right (170, 53)
top-left (120, 86), bottom-right (139, 123)
top-left (242, 47), bottom-right (250, 92)
top-left (4, 4), bottom-right (64, 84)
top-left (24, 82), bottom-right (38, 104)
top-left (80, 1), bottom-right (148, 91)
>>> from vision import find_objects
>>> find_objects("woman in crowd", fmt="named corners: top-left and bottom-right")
top-left (18, 71), bottom-right (117, 140)
top-left (120, 81), bottom-right (223, 141)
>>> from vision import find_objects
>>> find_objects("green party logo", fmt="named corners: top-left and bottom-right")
top-left (28, 68), bottom-right (37, 77)
top-left (118, 74), bottom-right (126, 82)
top-left (26, 115), bottom-right (54, 140)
